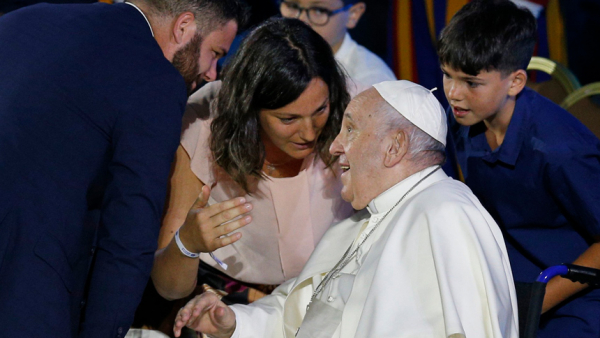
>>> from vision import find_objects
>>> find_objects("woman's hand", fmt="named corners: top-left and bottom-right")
top-left (178, 184), bottom-right (253, 253)
top-left (174, 292), bottom-right (236, 338)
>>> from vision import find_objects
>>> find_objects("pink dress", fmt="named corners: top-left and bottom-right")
top-left (180, 84), bottom-right (354, 285)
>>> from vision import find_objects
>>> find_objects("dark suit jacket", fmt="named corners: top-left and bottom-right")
top-left (0, 3), bottom-right (187, 337)
top-left (0, 0), bottom-right (96, 15)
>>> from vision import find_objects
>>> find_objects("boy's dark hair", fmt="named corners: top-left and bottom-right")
top-left (210, 18), bottom-right (350, 193)
top-left (437, 0), bottom-right (536, 76)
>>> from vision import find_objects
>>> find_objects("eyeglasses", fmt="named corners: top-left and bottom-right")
top-left (279, 1), bottom-right (353, 27)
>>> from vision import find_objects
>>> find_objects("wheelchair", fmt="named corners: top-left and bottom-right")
top-left (516, 264), bottom-right (600, 338)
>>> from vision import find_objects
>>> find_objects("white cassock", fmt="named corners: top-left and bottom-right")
top-left (230, 166), bottom-right (519, 338)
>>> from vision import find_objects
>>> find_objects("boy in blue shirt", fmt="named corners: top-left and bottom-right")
top-left (438, 1), bottom-right (600, 337)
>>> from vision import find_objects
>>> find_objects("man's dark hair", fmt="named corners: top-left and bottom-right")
top-left (437, 0), bottom-right (536, 76)
top-left (141, 0), bottom-right (249, 36)
top-left (210, 18), bottom-right (350, 193)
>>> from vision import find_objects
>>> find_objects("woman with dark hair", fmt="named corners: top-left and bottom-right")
top-left (150, 17), bottom-right (354, 305)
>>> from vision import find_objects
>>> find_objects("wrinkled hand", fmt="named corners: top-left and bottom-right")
top-left (179, 185), bottom-right (252, 253)
top-left (174, 292), bottom-right (236, 338)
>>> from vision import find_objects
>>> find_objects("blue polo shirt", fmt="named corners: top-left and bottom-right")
top-left (448, 87), bottom-right (600, 338)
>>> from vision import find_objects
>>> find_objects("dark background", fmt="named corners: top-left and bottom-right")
top-left (1, 0), bottom-right (598, 85)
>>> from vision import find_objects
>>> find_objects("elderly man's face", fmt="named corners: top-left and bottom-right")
top-left (329, 89), bottom-right (386, 209)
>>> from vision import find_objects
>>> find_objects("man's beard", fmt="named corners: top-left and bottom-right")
top-left (172, 33), bottom-right (202, 95)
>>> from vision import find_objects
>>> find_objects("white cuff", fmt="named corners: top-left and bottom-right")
top-left (229, 306), bottom-right (243, 338)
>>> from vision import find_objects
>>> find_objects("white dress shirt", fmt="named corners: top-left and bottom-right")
top-left (335, 33), bottom-right (397, 97)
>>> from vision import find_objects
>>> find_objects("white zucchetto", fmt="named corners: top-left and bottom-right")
top-left (373, 80), bottom-right (447, 146)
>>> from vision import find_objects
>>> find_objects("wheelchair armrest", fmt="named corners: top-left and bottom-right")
top-left (564, 264), bottom-right (600, 287)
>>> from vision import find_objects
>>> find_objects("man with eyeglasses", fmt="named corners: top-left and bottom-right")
top-left (279, 0), bottom-right (396, 97)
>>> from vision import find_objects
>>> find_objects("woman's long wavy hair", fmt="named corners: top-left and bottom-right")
top-left (210, 18), bottom-right (350, 193)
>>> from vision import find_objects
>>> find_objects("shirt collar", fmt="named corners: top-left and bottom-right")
top-left (367, 165), bottom-right (444, 215)
top-left (491, 89), bottom-right (531, 165)
top-left (334, 33), bottom-right (355, 63)
top-left (125, 2), bottom-right (155, 37)
top-left (469, 88), bottom-right (531, 166)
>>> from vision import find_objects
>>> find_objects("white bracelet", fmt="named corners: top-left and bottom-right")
top-left (174, 228), bottom-right (229, 270)
top-left (174, 229), bottom-right (200, 258)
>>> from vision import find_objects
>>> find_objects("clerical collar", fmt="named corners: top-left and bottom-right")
top-left (334, 33), bottom-right (353, 60)
top-left (125, 2), bottom-right (154, 37)
top-left (367, 165), bottom-right (443, 215)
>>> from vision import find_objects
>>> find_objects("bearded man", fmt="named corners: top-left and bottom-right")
top-left (0, 1), bottom-right (247, 337)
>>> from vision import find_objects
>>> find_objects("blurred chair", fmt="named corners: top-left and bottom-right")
top-left (560, 82), bottom-right (600, 139)
top-left (527, 56), bottom-right (581, 105)
top-left (561, 82), bottom-right (600, 109)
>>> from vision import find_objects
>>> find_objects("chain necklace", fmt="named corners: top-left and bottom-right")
top-left (263, 157), bottom-right (298, 176)
top-left (265, 161), bottom-right (291, 174)
top-left (305, 166), bottom-right (441, 312)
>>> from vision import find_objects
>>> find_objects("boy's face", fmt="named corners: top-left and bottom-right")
top-left (441, 65), bottom-right (520, 127)
top-left (280, 0), bottom-right (361, 53)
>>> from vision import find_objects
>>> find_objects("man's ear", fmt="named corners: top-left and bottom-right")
top-left (384, 130), bottom-right (408, 168)
top-left (508, 69), bottom-right (527, 97)
top-left (346, 2), bottom-right (366, 30)
top-left (172, 11), bottom-right (197, 46)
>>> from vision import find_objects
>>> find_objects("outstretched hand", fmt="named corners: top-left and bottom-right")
top-left (179, 185), bottom-right (253, 253)
top-left (174, 292), bottom-right (236, 338)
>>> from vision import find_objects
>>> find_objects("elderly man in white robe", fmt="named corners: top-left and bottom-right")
top-left (173, 80), bottom-right (519, 338)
